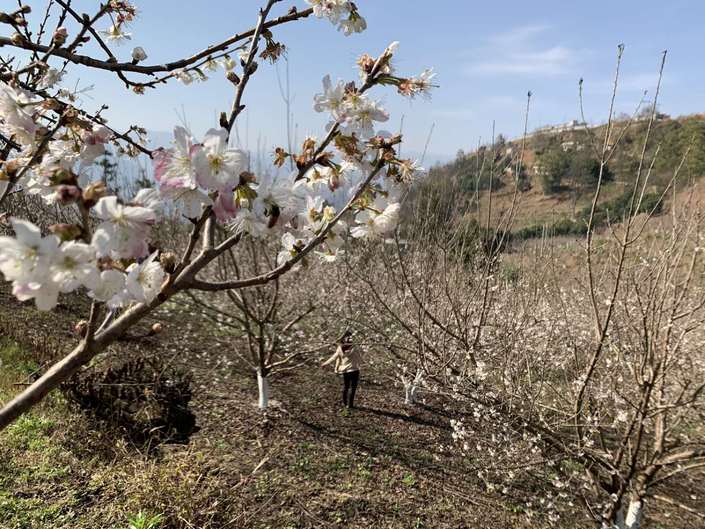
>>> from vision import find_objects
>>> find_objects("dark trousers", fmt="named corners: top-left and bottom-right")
top-left (342, 370), bottom-right (360, 408)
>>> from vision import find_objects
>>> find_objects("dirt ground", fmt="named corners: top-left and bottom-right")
top-left (0, 285), bottom-right (703, 529)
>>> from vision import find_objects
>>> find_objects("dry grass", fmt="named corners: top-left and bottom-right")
top-left (1, 284), bottom-right (703, 528)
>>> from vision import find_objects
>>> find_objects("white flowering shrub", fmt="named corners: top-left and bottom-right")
top-left (338, 86), bottom-right (705, 527)
top-left (0, 0), bottom-right (434, 429)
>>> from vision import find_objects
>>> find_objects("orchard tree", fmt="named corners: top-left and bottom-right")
top-left (360, 48), bottom-right (705, 529)
top-left (538, 147), bottom-right (570, 194)
top-left (181, 238), bottom-right (328, 410)
top-left (0, 0), bottom-right (434, 430)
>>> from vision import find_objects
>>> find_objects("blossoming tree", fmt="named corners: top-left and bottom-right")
top-left (355, 50), bottom-right (705, 528)
top-left (0, 0), bottom-right (434, 430)
top-left (181, 237), bottom-right (334, 410)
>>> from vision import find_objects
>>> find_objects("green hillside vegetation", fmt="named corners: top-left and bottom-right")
top-left (419, 113), bottom-right (705, 243)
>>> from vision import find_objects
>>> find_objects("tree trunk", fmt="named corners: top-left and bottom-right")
top-left (403, 369), bottom-right (422, 405)
top-left (623, 499), bottom-right (643, 529)
top-left (257, 369), bottom-right (270, 410)
top-left (604, 499), bottom-right (643, 529)
top-left (404, 382), bottom-right (418, 405)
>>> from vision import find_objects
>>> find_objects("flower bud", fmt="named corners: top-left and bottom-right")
top-left (49, 223), bottom-right (83, 241)
top-left (82, 181), bottom-right (107, 207)
top-left (226, 71), bottom-right (240, 85)
top-left (74, 320), bottom-right (88, 337)
top-left (131, 46), bottom-right (147, 62)
top-left (302, 137), bottom-right (316, 153)
top-left (10, 32), bottom-right (24, 45)
top-left (52, 27), bottom-right (68, 46)
top-left (56, 184), bottom-right (81, 205)
top-left (328, 171), bottom-right (342, 192)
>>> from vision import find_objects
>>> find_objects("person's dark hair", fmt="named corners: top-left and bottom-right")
top-left (339, 330), bottom-right (353, 345)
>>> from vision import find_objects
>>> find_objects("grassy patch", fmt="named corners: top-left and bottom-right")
top-left (513, 190), bottom-right (665, 241)
top-left (4, 415), bottom-right (56, 451)
top-left (0, 337), bottom-right (38, 400)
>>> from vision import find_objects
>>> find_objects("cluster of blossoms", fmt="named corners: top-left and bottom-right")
top-left (0, 66), bottom-right (424, 312)
top-left (0, 216), bottom-right (164, 310)
top-left (306, 0), bottom-right (367, 35)
top-left (0, 3), bottom-right (431, 316)
top-left (0, 80), bottom-right (166, 310)
top-left (152, 121), bottom-right (409, 266)
top-left (99, 0), bottom-right (137, 44)
top-left (150, 40), bottom-right (430, 266)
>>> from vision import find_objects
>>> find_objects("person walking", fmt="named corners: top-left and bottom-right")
top-left (322, 330), bottom-right (361, 410)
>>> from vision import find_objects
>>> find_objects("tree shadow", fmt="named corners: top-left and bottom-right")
top-left (353, 405), bottom-right (451, 431)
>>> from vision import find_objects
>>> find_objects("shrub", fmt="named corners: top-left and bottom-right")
top-left (568, 154), bottom-right (613, 191)
top-left (64, 357), bottom-right (198, 447)
top-left (578, 189), bottom-right (663, 225)
top-left (514, 189), bottom-right (664, 242)
top-left (537, 148), bottom-right (570, 194)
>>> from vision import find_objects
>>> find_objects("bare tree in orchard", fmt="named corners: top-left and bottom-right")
top-left (353, 47), bottom-right (705, 528)
top-left (181, 239), bottom-right (329, 409)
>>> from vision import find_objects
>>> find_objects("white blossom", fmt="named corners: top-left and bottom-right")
top-left (351, 202), bottom-right (400, 239)
top-left (51, 241), bottom-right (99, 292)
top-left (229, 202), bottom-right (268, 237)
top-left (194, 128), bottom-right (248, 192)
top-left (88, 269), bottom-right (127, 307)
top-left (0, 218), bottom-right (58, 284)
top-left (125, 252), bottom-right (165, 304)
top-left (131, 46), bottom-right (148, 62)
top-left (313, 75), bottom-right (347, 122)
top-left (92, 196), bottom-right (156, 259)
top-left (0, 83), bottom-right (39, 144)
top-left (38, 68), bottom-right (65, 89)
top-left (101, 24), bottom-right (132, 44)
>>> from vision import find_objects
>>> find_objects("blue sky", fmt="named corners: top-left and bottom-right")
top-left (51, 1), bottom-right (705, 162)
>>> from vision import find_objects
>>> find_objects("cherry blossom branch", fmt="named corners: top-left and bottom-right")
top-left (4, 76), bottom-right (154, 156)
top-left (0, 7), bottom-right (313, 80)
top-left (574, 50), bottom-right (667, 436)
top-left (0, 288), bottom-right (164, 430)
top-left (224, 0), bottom-right (281, 133)
top-left (0, 114), bottom-right (65, 208)
top-left (0, 1), bottom-right (418, 432)
top-left (186, 160), bottom-right (386, 291)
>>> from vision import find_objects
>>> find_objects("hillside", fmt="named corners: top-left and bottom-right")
top-left (422, 113), bottom-right (705, 237)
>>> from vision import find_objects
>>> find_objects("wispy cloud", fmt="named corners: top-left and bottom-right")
top-left (582, 72), bottom-right (677, 97)
top-left (617, 72), bottom-right (676, 92)
top-left (465, 25), bottom-right (580, 77)
top-left (486, 25), bottom-right (549, 48)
